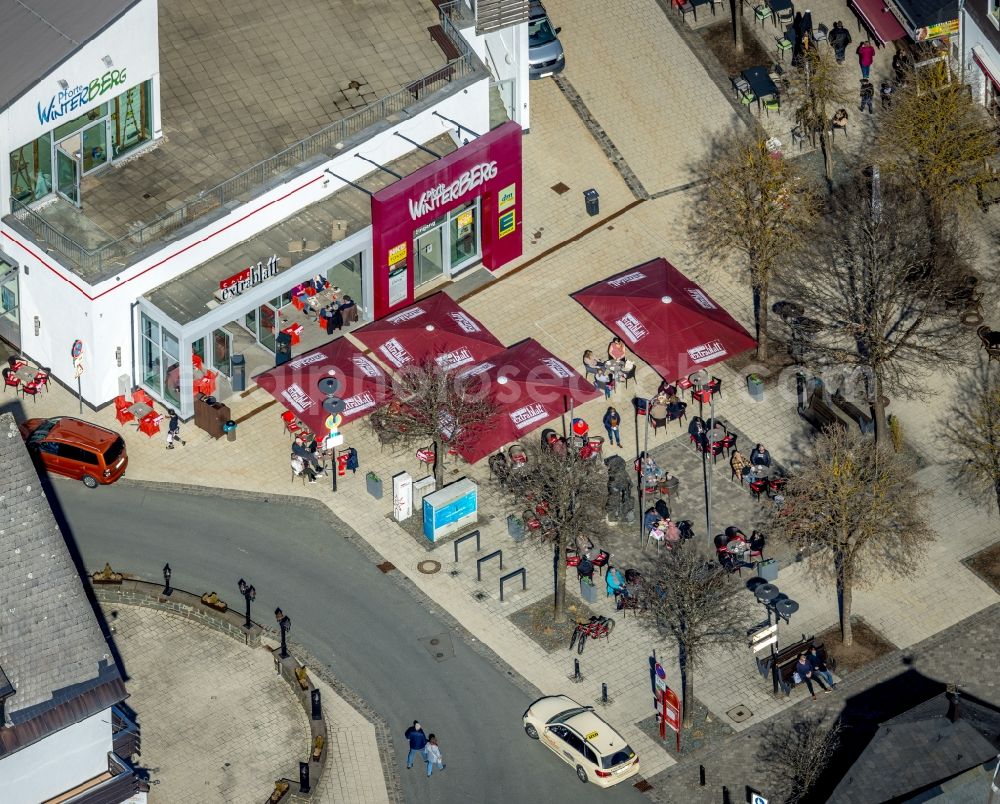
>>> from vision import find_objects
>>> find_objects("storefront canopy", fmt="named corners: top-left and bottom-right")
top-left (571, 258), bottom-right (756, 381)
top-left (352, 292), bottom-right (505, 371)
top-left (850, 0), bottom-right (907, 44)
top-left (456, 339), bottom-right (599, 463)
top-left (254, 337), bottom-right (391, 432)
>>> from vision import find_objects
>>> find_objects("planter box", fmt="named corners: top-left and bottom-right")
top-left (366, 472), bottom-right (383, 499)
top-left (579, 578), bottom-right (598, 604)
top-left (747, 375), bottom-right (764, 402)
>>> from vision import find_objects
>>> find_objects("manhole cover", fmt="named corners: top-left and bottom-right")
top-left (418, 633), bottom-right (455, 662)
top-left (376, 561), bottom-right (395, 573)
top-left (726, 705), bottom-right (753, 723)
top-left (551, 182), bottom-right (570, 194)
top-left (472, 591), bottom-right (488, 600)
top-left (418, 560), bottom-right (441, 574)
top-left (634, 779), bottom-right (653, 792)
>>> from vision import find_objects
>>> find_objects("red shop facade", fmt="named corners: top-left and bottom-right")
top-left (370, 120), bottom-right (523, 319)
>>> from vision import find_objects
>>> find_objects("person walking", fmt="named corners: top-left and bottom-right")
top-left (423, 734), bottom-right (445, 776)
top-left (829, 20), bottom-right (852, 63)
top-left (166, 409), bottom-right (186, 449)
top-left (860, 78), bottom-right (875, 114)
top-left (857, 41), bottom-right (875, 79)
top-left (880, 80), bottom-right (894, 109)
top-left (603, 406), bottom-right (622, 447)
top-left (403, 721), bottom-right (427, 770)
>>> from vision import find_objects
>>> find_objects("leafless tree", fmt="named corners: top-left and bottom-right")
top-left (636, 545), bottom-right (753, 727)
top-left (757, 716), bottom-right (842, 804)
top-left (772, 427), bottom-right (933, 646)
top-left (503, 441), bottom-right (610, 623)
top-left (778, 176), bottom-right (966, 444)
top-left (367, 358), bottom-right (497, 486)
top-left (940, 355), bottom-right (1000, 515)
top-left (691, 128), bottom-right (817, 360)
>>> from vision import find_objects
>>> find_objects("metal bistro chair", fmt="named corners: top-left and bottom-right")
top-left (978, 326), bottom-right (1000, 362)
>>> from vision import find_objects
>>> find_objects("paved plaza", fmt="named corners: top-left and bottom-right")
top-left (6, 0), bottom-right (1000, 797)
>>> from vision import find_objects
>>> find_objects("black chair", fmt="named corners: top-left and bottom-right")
top-left (678, 520), bottom-right (694, 540)
top-left (654, 499), bottom-right (670, 520)
top-left (622, 363), bottom-right (637, 388)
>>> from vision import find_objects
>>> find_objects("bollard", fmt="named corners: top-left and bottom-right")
top-left (699, 765), bottom-right (705, 786)
top-left (311, 689), bottom-right (322, 720)
top-left (722, 785), bottom-right (731, 804)
top-left (299, 761), bottom-right (311, 794)
top-left (574, 659), bottom-right (581, 680)
top-left (602, 683), bottom-right (608, 704)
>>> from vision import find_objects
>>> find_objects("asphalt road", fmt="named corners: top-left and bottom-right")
top-left (50, 479), bottom-right (645, 804)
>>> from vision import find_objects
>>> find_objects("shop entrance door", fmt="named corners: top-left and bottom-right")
top-left (257, 302), bottom-right (277, 353)
top-left (55, 136), bottom-right (82, 207)
top-left (415, 224), bottom-right (445, 286)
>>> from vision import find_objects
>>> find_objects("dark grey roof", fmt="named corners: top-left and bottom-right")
top-left (0, 414), bottom-right (122, 734)
top-left (0, 0), bottom-right (142, 113)
top-left (831, 694), bottom-right (1000, 803)
top-left (888, 0), bottom-right (958, 30)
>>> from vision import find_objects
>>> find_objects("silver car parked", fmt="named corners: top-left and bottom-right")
top-left (528, 1), bottom-right (565, 79)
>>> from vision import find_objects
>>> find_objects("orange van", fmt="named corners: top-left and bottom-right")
top-left (19, 417), bottom-right (128, 488)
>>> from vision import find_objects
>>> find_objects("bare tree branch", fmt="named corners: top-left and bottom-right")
top-left (757, 716), bottom-right (842, 803)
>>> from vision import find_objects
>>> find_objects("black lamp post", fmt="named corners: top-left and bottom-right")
top-left (275, 607), bottom-right (291, 659)
top-left (162, 563), bottom-right (172, 596)
top-left (754, 582), bottom-right (799, 695)
top-left (237, 578), bottom-right (256, 630)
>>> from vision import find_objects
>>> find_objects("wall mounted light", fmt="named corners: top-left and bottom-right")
top-left (23, 264), bottom-right (28, 275)
top-left (101, 55), bottom-right (114, 68)
top-left (115, 347), bottom-right (122, 367)
top-left (33, 316), bottom-right (40, 336)
top-left (57, 79), bottom-right (69, 90)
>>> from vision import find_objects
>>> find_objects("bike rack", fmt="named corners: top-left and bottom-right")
top-left (453, 529), bottom-right (481, 563)
top-left (476, 549), bottom-right (502, 581)
top-left (500, 567), bottom-right (526, 601)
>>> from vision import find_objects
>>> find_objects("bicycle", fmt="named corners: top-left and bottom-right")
top-left (569, 615), bottom-right (615, 654)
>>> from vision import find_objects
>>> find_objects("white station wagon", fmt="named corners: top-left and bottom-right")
top-left (522, 695), bottom-right (639, 787)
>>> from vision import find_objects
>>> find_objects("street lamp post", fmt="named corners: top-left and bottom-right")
top-left (162, 563), bottom-right (172, 596)
top-left (754, 582), bottom-right (799, 695)
top-left (275, 607), bottom-right (291, 659)
top-left (237, 578), bottom-right (256, 630)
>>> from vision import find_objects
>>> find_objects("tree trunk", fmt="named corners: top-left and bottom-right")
top-left (821, 129), bottom-right (834, 189)
top-left (432, 438), bottom-right (445, 486)
top-left (871, 373), bottom-right (889, 447)
top-left (835, 549), bottom-right (854, 646)
top-left (994, 478), bottom-right (1000, 517)
top-left (680, 645), bottom-right (694, 728)
top-left (553, 538), bottom-right (567, 624)
top-left (732, 0), bottom-right (744, 54)
top-left (754, 280), bottom-right (770, 361)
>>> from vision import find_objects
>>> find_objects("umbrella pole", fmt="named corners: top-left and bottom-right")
top-left (638, 409), bottom-right (649, 547)
top-left (562, 394), bottom-right (568, 438)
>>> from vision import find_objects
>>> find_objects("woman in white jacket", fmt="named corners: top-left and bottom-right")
top-left (423, 735), bottom-right (445, 777)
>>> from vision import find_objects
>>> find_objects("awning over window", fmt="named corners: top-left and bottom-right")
top-left (850, 0), bottom-right (908, 44)
top-left (973, 45), bottom-right (1000, 90)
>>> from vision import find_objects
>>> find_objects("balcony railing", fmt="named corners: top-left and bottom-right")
top-left (63, 753), bottom-right (139, 804)
top-left (7, 29), bottom-right (483, 279)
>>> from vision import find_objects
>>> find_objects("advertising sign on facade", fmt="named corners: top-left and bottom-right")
top-left (916, 19), bottom-right (958, 40)
top-left (422, 478), bottom-right (478, 541)
top-left (498, 209), bottom-right (516, 238)
top-left (218, 255), bottom-right (281, 301)
top-left (370, 121), bottom-right (523, 318)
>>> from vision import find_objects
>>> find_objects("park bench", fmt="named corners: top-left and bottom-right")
top-left (799, 387), bottom-right (851, 433)
top-left (428, 24), bottom-right (462, 61)
top-left (832, 391), bottom-right (875, 434)
top-left (772, 637), bottom-right (835, 696)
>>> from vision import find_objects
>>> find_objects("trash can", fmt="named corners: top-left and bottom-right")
top-left (275, 333), bottom-right (292, 367)
top-left (757, 558), bottom-right (779, 581)
top-left (223, 420), bottom-right (237, 442)
top-left (231, 354), bottom-right (246, 392)
top-left (584, 188), bottom-right (599, 217)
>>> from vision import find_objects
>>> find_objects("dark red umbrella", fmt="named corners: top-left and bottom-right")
top-left (255, 337), bottom-right (391, 433)
top-left (456, 339), bottom-right (599, 463)
top-left (352, 292), bottom-right (504, 371)
top-left (571, 258), bottom-right (756, 381)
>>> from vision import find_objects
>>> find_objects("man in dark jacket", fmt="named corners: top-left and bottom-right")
top-left (829, 20), bottom-right (852, 63)
top-left (750, 443), bottom-right (772, 467)
top-left (860, 78), bottom-right (875, 113)
top-left (404, 721), bottom-right (427, 769)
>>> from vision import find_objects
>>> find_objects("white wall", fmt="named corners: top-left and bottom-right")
top-left (962, 8), bottom-right (1000, 105)
top-left (0, 76), bottom-right (491, 407)
top-left (0, 0), bottom-right (161, 216)
top-left (460, 22), bottom-right (531, 129)
top-left (0, 708), bottom-right (112, 804)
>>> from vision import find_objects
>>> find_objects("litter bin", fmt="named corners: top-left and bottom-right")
top-left (583, 188), bottom-right (599, 217)
top-left (223, 420), bottom-right (237, 442)
top-left (275, 333), bottom-right (292, 367)
top-left (231, 354), bottom-right (246, 392)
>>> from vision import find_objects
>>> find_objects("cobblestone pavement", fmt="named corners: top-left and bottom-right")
top-left (104, 605), bottom-right (310, 803)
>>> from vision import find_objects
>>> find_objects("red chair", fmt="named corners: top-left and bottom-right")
top-left (198, 370), bottom-right (217, 397)
top-left (32, 371), bottom-right (49, 392)
top-left (768, 477), bottom-right (787, 497)
top-left (133, 388), bottom-right (153, 406)
top-left (749, 531), bottom-right (766, 561)
top-left (281, 411), bottom-right (300, 437)
top-left (749, 479), bottom-right (767, 500)
top-left (114, 394), bottom-right (132, 410)
top-left (720, 433), bottom-right (737, 457)
top-left (675, 376), bottom-right (693, 398)
top-left (20, 381), bottom-right (40, 402)
top-left (3, 371), bottom-right (19, 393)
top-left (291, 296), bottom-right (305, 311)
top-left (116, 407), bottom-right (135, 426)
top-left (416, 446), bottom-right (435, 469)
top-left (139, 413), bottom-right (163, 437)
top-left (692, 387), bottom-right (713, 405)
top-left (192, 354), bottom-right (204, 371)
top-left (9, 359), bottom-right (26, 371)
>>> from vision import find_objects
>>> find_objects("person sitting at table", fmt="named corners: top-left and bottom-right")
top-left (688, 416), bottom-right (708, 449)
top-left (730, 449), bottom-right (752, 484)
top-left (750, 443), bottom-right (772, 467)
top-left (293, 436), bottom-right (325, 474)
top-left (643, 507), bottom-right (661, 534)
top-left (606, 567), bottom-right (626, 598)
top-left (654, 498), bottom-right (670, 521)
top-left (657, 379), bottom-right (676, 396)
top-left (608, 337), bottom-right (627, 361)
top-left (638, 452), bottom-right (661, 481)
top-left (662, 518), bottom-right (681, 544)
top-left (325, 303), bottom-right (344, 335)
top-left (649, 394), bottom-right (668, 429)
top-left (593, 367), bottom-right (612, 400)
top-left (583, 350), bottom-right (600, 376)
top-left (312, 274), bottom-right (327, 293)
top-left (666, 395), bottom-right (686, 420)
top-left (291, 453), bottom-right (317, 483)
top-left (832, 108), bottom-right (849, 133)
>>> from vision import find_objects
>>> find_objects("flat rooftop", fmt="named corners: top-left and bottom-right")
top-left (30, 0), bottom-right (446, 247)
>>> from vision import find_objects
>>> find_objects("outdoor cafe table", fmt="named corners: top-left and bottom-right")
top-left (741, 66), bottom-right (778, 110)
top-left (769, 0), bottom-right (793, 15)
top-left (14, 365), bottom-right (38, 385)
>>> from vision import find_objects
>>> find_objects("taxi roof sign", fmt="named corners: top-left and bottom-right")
top-left (585, 730), bottom-right (599, 741)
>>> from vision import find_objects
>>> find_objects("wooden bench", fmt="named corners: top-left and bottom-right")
top-left (428, 24), bottom-right (462, 61)
top-left (832, 391), bottom-right (875, 434)
top-left (799, 387), bottom-right (850, 433)
top-left (775, 638), bottom-right (835, 695)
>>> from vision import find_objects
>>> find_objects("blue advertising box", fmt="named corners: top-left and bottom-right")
top-left (422, 479), bottom-right (478, 542)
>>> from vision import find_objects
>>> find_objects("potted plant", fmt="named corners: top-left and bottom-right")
top-left (579, 575), bottom-right (598, 604)
top-left (747, 372), bottom-right (764, 402)
top-left (365, 471), bottom-right (383, 499)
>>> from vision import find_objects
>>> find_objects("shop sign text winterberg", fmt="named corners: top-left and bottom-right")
top-left (408, 162), bottom-right (498, 220)
top-left (37, 69), bottom-right (129, 125)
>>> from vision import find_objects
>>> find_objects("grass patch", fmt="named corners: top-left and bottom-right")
top-left (815, 617), bottom-right (896, 675)
top-left (700, 20), bottom-right (772, 76)
top-left (509, 594), bottom-right (598, 654)
top-left (963, 541), bottom-right (1000, 594)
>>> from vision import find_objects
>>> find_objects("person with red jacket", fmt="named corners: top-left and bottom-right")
top-left (857, 41), bottom-right (876, 79)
